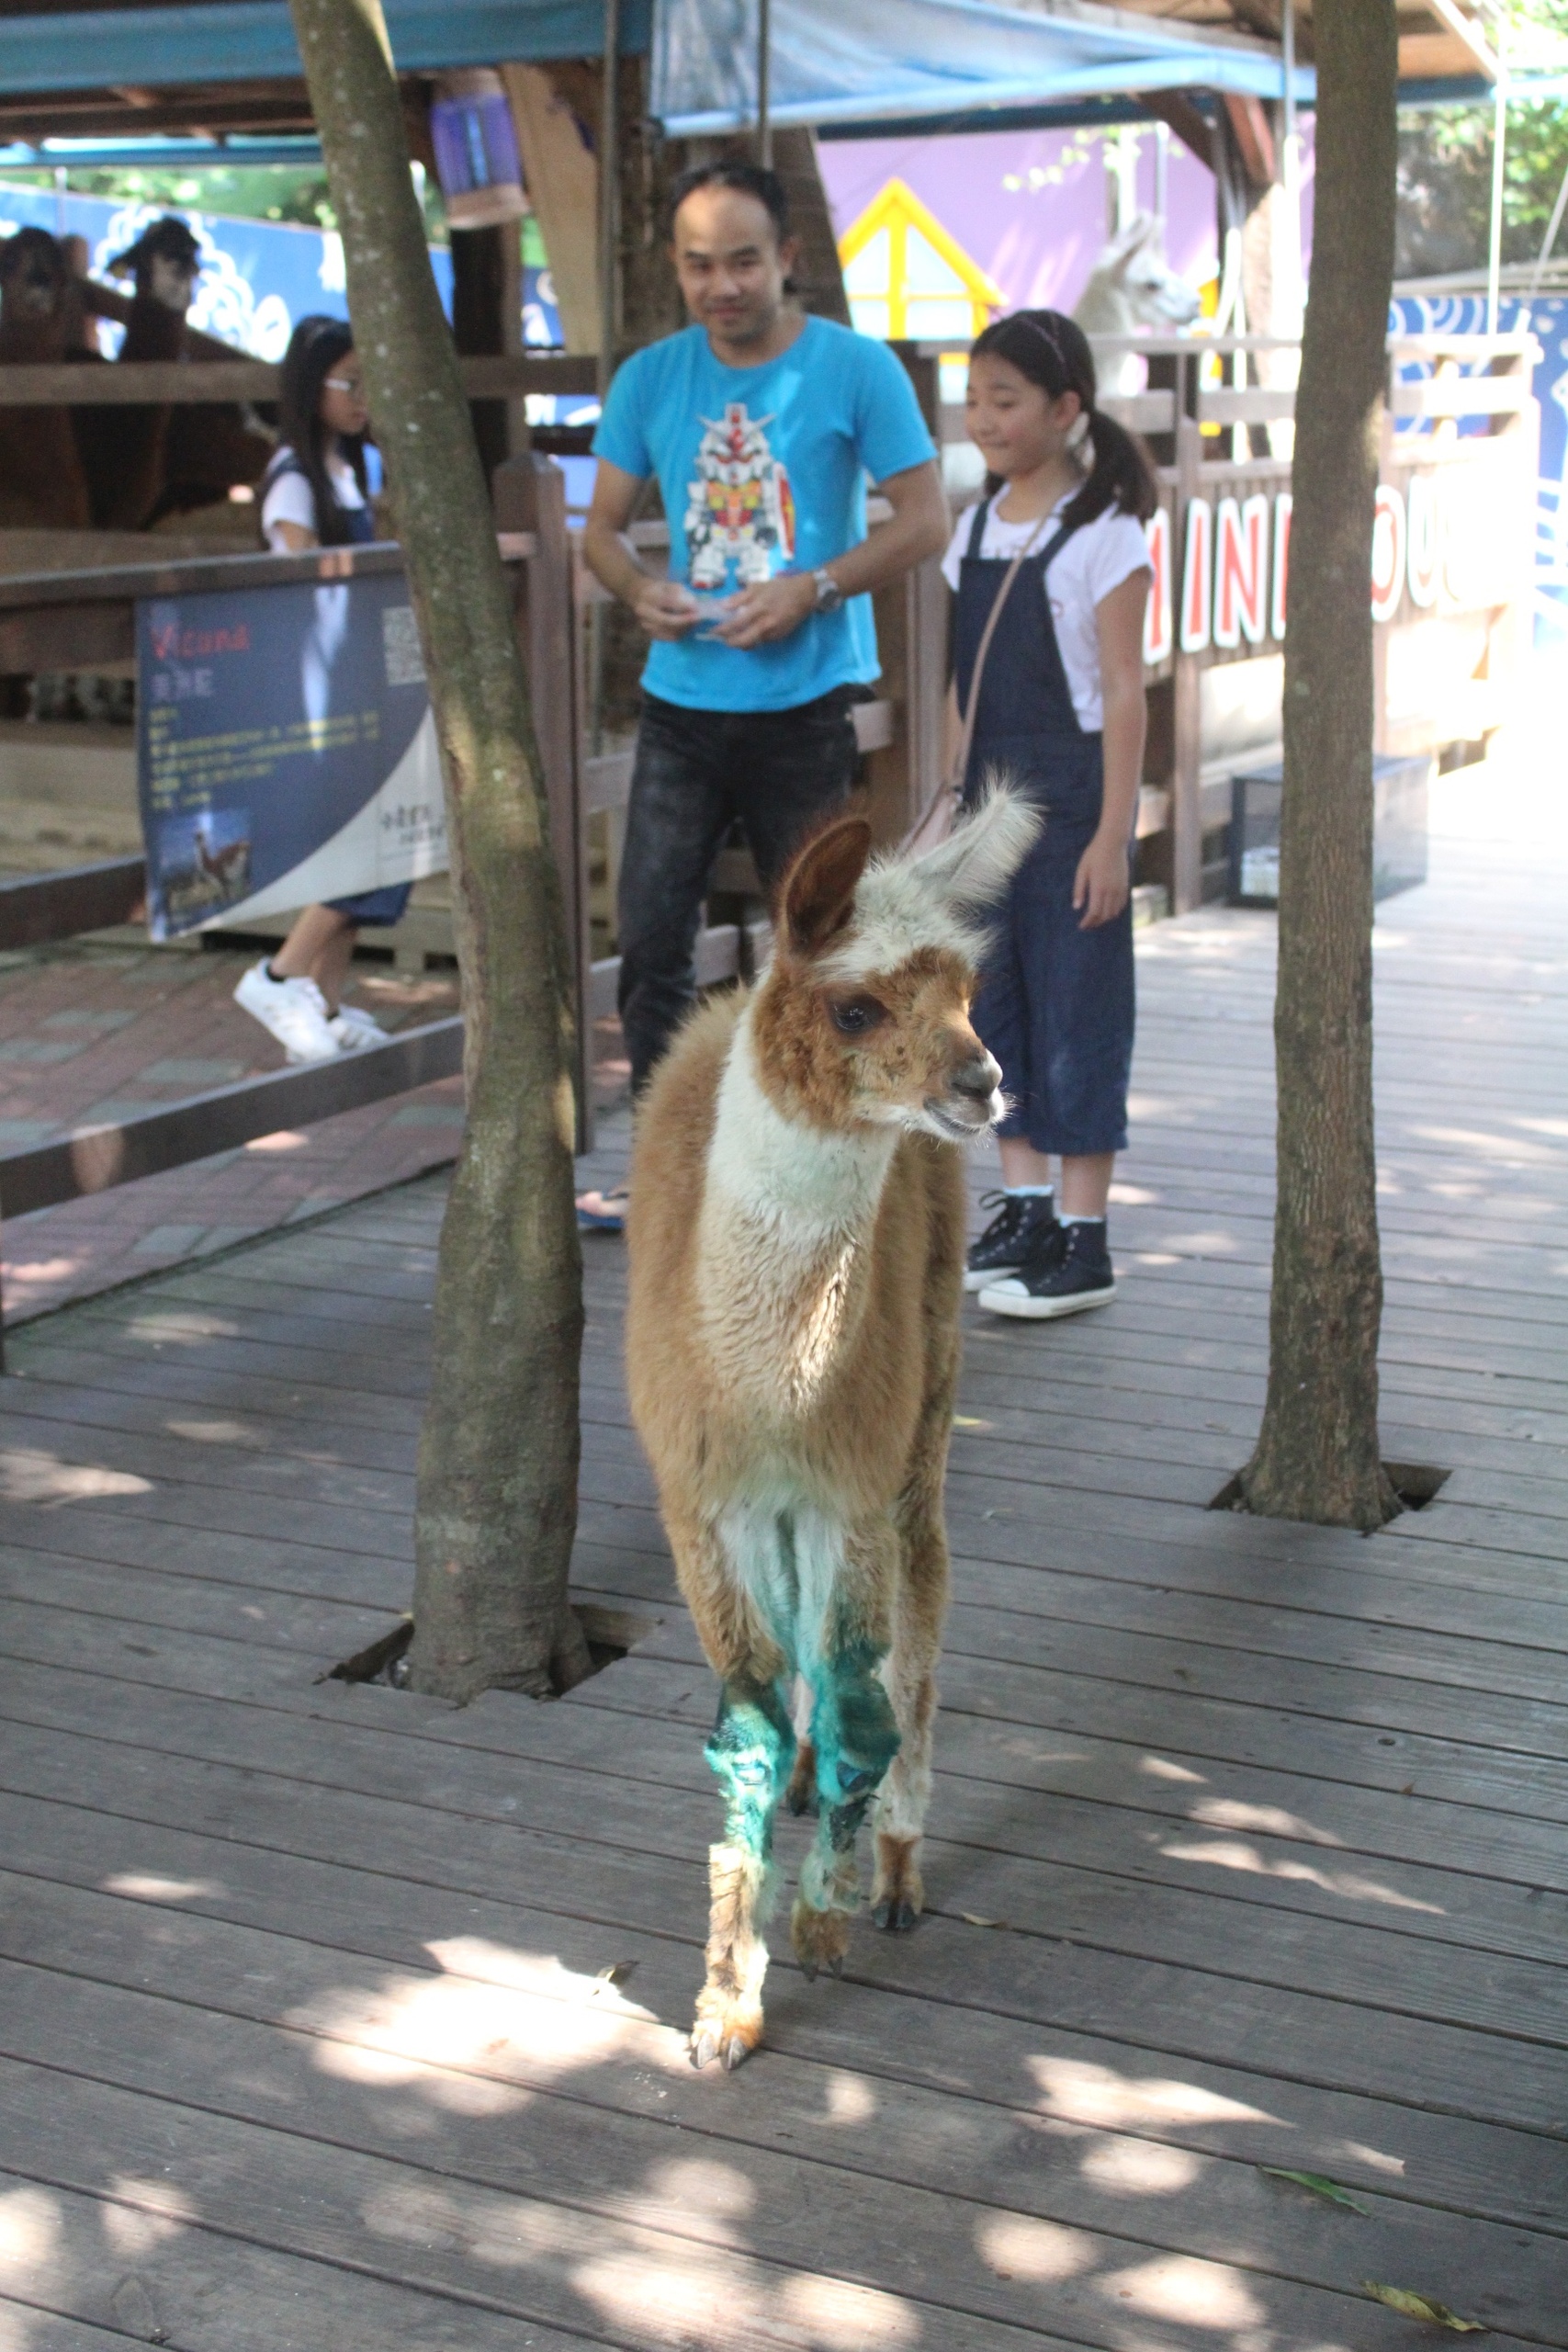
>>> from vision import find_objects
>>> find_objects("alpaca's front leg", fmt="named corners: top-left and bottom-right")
top-left (792, 1637), bottom-right (901, 1978)
top-left (694, 1676), bottom-right (795, 2071)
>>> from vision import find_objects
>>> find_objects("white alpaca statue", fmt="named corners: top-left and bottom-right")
top-left (1073, 212), bottom-right (1201, 395)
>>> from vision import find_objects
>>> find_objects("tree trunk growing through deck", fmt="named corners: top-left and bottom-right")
top-left (1238, 0), bottom-right (1401, 1532)
top-left (289, 0), bottom-right (591, 1697)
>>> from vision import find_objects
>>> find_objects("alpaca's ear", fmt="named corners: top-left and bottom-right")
top-left (910, 782), bottom-right (1040, 910)
top-left (781, 814), bottom-right (874, 956)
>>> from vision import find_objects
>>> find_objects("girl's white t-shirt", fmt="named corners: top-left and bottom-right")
top-left (941, 495), bottom-right (1152, 730)
top-left (261, 447), bottom-right (367, 549)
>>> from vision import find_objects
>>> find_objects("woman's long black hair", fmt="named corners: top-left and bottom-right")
top-left (970, 308), bottom-right (1156, 527)
top-left (276, 314), bottom-right (369, 547)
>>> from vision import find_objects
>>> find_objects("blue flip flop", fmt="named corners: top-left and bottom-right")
top-left (577, 1185), bottom-right (629, 1233)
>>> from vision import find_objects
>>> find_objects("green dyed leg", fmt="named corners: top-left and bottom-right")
top-left (793, 1645), bottom-right (900, 1979)
top-left (693, 1678), bottom-right (795, 2070)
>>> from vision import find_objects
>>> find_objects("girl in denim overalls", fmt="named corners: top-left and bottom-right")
top-left (945, 311), bottom-right (1155, 1319)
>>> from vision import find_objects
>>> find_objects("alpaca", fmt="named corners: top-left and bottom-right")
top-left (626, 790), bottom-right (1039, 2070)
top-left (0, 228), bottom-right (93, 528)
top-left (1073, 212), bottom-right (1201, 396)
top-left (80, 217), bottom-right (270, 529)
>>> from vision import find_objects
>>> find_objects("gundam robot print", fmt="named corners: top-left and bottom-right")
top-left (684, 403), bottom-right (796, 590)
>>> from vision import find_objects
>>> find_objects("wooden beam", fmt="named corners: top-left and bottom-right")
top-left (0, 355), bottom-right (598, 406)
top-left (501, 62), bottom-right (602, 356)
top-left (1422, 0), bottom-right (1500, 80)
top-left (0, 1014), bottom-right (464, 1220)
top-left (1137, 90), bottom-right (1213, 175)
top-left (1223, 92), bottom-right (1278, 189)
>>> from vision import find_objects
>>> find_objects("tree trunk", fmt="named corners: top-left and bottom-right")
top-left (1238, 0), bottom-right (1401, 1532)
top-left (289, 0), bottom-right (590, 1695)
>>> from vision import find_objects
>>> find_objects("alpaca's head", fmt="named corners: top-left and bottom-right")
top-left (751, 786), bottom-right (1040, 1142)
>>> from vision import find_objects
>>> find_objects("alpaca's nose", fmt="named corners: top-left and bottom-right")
top-left (951, 1051), bottom-right (1002, 1103)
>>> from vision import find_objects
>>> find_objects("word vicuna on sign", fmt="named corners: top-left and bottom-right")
top-left (1141, 469), bottom-right (1487, 666)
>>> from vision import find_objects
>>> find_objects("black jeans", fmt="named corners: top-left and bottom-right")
top-left (616, 687), bottom-right (859, 1093)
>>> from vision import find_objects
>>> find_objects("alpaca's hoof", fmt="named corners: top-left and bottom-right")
top-left (691, 2005), bottom-right (761, 2072)
top-left (791, 1898), bottom-right (852, 1982)
top-left (871, 1896), bottom-right (920, 1933)
top-left (872, 1834), bottom-right (924, 1933)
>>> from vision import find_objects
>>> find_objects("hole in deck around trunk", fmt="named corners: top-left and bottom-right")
top-left (320, 1600), bottom-right (660, 1690)
top-left (1206, 1463), bottom-right (1451, 1519)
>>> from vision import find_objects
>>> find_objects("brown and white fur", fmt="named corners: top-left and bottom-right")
top-left (626, 789), bottom-right (1039, 2070)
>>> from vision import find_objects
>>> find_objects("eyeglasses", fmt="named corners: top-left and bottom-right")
top-left (324, 375), bottom-right (366, 395)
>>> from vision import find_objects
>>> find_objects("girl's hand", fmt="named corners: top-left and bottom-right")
top-left (1073, 827), bottom-right (1131, 928)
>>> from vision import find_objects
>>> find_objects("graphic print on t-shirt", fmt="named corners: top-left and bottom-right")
top-left (684, 401), bottom-right (796, 589)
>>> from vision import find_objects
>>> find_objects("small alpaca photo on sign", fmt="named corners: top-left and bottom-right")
top-left (626, 787), bottom-right (1038, 2070)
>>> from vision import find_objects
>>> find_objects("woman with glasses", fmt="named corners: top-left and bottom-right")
top-left (232, 314), bottom-right (404, 1063)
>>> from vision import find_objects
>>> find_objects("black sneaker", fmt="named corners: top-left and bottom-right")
top-left (964, 1191), bottom-right (1056, 1292)
top-left (979, 1219), bottom-right (1116, 1319)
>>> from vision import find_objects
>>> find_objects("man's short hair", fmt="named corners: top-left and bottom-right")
top-left (667, 161), bottom-right (790, 244)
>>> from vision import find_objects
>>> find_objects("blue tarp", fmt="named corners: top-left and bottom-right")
top-left (651, 0), bottom-right (1314, 138)
top-left (0, 0), bottom-right (649, 96)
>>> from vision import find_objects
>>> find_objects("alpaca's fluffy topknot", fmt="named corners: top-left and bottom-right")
top-left (815, 784), bottom-right (1041, 983)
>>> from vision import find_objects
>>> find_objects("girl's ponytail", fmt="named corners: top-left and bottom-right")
top-left (1074, 405), bottom-right (1156, 528)
top-left (970, 307), bottom-right (1157, 528)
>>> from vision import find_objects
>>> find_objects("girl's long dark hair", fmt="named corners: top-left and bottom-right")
top-left (276, 314), bottom-right (368, 547)
top-left (970, 308), bottom-right (1156, 527)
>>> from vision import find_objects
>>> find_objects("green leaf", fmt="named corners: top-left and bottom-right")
top-left (1363, 2282), bottom-right (1487, 2332)
top-left (1259, 2166), bottom-right (1369, 2214)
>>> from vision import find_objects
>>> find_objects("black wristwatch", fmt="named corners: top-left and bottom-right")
top-left (812, 566), bottom-right (845, 616)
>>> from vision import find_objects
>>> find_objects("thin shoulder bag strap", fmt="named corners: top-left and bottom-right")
top-left (900, 503), bottom-right (1055, 850)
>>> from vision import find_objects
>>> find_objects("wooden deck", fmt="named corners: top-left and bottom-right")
top-left (0, 759), bottom-right (1564, 2349)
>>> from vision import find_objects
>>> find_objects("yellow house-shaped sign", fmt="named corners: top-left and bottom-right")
top-left (838, 177), bottom-right (1003, 344)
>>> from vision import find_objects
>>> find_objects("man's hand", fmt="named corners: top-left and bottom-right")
top-left (633, 578), bottom-right (704, 641)
top-left (1073, 828), bottom-right (1132, 929)
top-left (709, 571), bottom-right (818, 648)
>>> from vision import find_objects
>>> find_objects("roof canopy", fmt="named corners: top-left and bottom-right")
top-left (651, 0), bottom-right (1314, 138)
top-left (0, 0), bottom-right (648, 100)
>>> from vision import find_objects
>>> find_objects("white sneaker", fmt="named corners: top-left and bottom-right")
top-left (329, 1002), bottom-right (388, 1051)
top-left (233, 960), bottom-right (340, 1064)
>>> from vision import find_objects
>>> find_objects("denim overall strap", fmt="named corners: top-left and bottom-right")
top-left (953, 513), bottom-right (1089, 805)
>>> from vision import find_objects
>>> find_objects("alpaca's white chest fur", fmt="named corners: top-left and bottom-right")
top-left (695, 1008), bottom-right (897, 1431)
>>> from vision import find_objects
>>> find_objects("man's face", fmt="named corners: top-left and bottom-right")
top-left (671, 187), bottom-right (797, 347)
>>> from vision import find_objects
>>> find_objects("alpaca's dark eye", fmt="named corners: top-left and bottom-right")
top-left (829, 995), bottom-right (886, 1037)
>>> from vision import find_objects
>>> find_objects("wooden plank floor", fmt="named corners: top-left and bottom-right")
top-left (0, 760), bottom-right (1564, 2350)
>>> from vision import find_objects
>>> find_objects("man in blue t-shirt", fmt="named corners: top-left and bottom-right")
top-left (581, 160), bottom-right (946, 1183)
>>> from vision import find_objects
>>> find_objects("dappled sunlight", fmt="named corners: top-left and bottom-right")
top-left (1339, 2140), bottom-right (1404, 2177)
top-left (245, 1129), bottom-right (310, 1151)
top-left (0, 2187), bottom-right (59, 2295)
top-left (1099, 2251), bottom-right (1265, 2327)
top-left (1, 1255), bottom-right (78, 1287)
top-left (102, 1872), bottom-right (222, 1902)
top-left (123, 1309), bottom-right (240, 1345)
top-left (0, 1445), bottom-right (152, 1504)
top-left (1189, 1797), bottom-right (1340, 1847)
top-left (1413, 1122), bottom-right (1561, 1166)
top-left (286, 1936), bottom-right (683, 2107)
top-left (99, 2177), bottom-right (195, 2256)
top-left (365, 2177), bottom-right (922, 2350)
top-left (824, 2070), bottom-right (877, 2123)
top-left (1078, 2138), bottom-right (1202, 2196)
top-left (1030, 2057), bottom-right (1281, 2131)
top-left (1156, 1229), bottom-right (1245, 1257)
top-left (976, 2212), bottom-right (1095, 2280)
top-left (1158, 1836), bottom-right (1444, 1916)
top-left (1108, 1181), bottom-right (1159, 1205)
top-left (164, 1418), bottom-right (255, 1445)
top-left (1141, 1757), bottom-right (1207, 1785)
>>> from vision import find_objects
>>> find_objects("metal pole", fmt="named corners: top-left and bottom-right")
top-left (1487, 31), bottom-right (1507, 339)
top-left (757, 0), bottom-right (773, 169)
top-left (1281, 0), bottom-right (1297, 145)
top-left (597, 0), bottom-right (620, 400)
